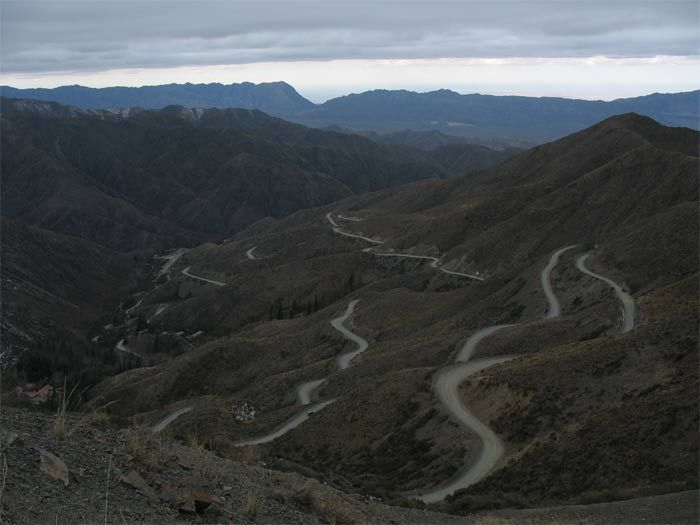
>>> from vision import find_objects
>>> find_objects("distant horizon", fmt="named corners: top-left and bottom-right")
top-left (3, 75), bottom-right (699, 105)
top-left (4, 1), bottom-right (697, 102)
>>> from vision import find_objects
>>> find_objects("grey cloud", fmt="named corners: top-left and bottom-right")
top-left (1, 0), bottom-right (698, 74)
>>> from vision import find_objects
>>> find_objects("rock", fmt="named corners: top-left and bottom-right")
top-left (158, 485), bottom-right (196, 514)
top-left (38, 449), bottom-right (69, 486)
top-left (159, 476), bottom-right (223, 514)
top-left (119, 469), bottom-right (160, 505)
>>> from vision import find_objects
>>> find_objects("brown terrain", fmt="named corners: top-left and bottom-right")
top-left (1, 107), bottom-right (698, 523)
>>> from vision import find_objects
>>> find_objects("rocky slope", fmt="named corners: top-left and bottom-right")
top-left (2, 405), bottom-right (697, 524)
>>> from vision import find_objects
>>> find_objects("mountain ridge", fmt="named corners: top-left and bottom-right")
top-left (3, 97), bottom-right (516, 253)
top-left (3, 82), bottom-right (697, 143)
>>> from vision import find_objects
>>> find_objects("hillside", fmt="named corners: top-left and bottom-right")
top-left (1, 98), bottom-right (459, 252)
top-left (1, 219), bottom-right (144, 384)
top-left (75, 114), bottom-right (698, 516)
top-left (3, 405), bottom-right (696, 523)
top-left (296, 89), bottom-right (699, 141)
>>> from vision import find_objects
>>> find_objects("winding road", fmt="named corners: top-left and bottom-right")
top-left (125, 295), bottom-right (144, 315)
top-left (296, 379), bottom-right (327, 405)
top-left (576, 253), bottom-right (635, 333)
top-left (419, 355), bottom-right (516, 503)
top-left (152, 406), bottom-right (193, 433)
top-left (148, 304), bottom-right (169, 323)
top-left (234, 299), bottom-right (369, 446)
top-left (326, 212), bottom-right (384, 244)
top-left (327, 211), bottom-right (484, 280)
top-left (370, 250), bottom-right (484, 281)
top-left (416, 247), bottom-right (573, 503)
top-left (115, 338), bottom-right (141, 358)
top-left (541, 245), bottom-right (577, 318)
top-left (157, 248), bottom-right (189, 280)
top-left (337, 214), bottom-right (363, 222)
top-left (181, 266), bottom-right (226, 287)
top-left (245, 246), bottom-right (258, 260)
top-left (331, 299), bottom-right (369, 369)
top-left (233, 399), bottom-right (337, 446)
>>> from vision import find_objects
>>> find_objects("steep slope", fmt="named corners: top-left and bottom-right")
top-left (1, 98), bottom-right (448, 251)
top-left (1, 219), bottom-right (144, 383)
top-left (3, 405), bottom-right (696, 524)
top-left (308, 114), bottom-right (698, 278)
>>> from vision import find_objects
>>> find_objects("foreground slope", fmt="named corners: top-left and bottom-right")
top-left (3, 405), bottom-right (696, 523)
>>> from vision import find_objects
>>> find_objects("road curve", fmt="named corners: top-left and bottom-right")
top-left (575, 253), bottom-right (635, 333)
top-left (417, 246), bottom-right (572, 502)
top-left (181, 266), bottom-right (226, 287)
top-left (233, 399), bottom-right (337, 446)
top-left (148, 304), bottom-right (168, 323)
top-left (152, 406), bottom-right (193, 433)
top-left (233, 299), bottom-right (369, 446)
top-left (326, 212), bottom-right (384, 244)
top-left (337, 214), bottom-right (363, 222)
top-left (157, 248), bottom-right (189, 280)
top-left (455, 324), bottom-right (516, 363)
top-left (125, 296), bottom-right (144, 315)
top-left (540, 245), bottom-right (577, 318)
top-left (370, 251), bottom-right (484, 281)
top-left (115, 339), bottom-right (141, 358)
top-left (328, 211), bottom-right (484, 280)
top-left (331, 300), bottom-right (369, 369)
top-left (419, 355), bottom-right (516, 504)
top-left (245, 246), bottom-right (258, 260)
top-left (296, 379), bottom-right (327, 405)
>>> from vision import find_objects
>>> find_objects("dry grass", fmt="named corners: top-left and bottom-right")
top-left (123, 427), bottom-right (165, 469)
top-left (244, 488), bottom-right (258, 519)
top-left (239, 444), bottom-right (259, 465)
top-left (51, 382), bottom-right (114, 441)
top-left (195, 448), bottom-right (222, 487)
top-left (293, 480), bottom-right (360, 524)
top-left (0, 452), bottom-right (7, 522)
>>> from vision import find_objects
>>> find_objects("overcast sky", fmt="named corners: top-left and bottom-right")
top-left (2, 0), bottom-right (699, 100)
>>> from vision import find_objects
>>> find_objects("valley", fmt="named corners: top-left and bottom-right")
top-left (1, 103), bottom-right (698, 523)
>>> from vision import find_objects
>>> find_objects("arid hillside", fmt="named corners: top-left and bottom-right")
top-left (75, 114), bottom-right (699, 516)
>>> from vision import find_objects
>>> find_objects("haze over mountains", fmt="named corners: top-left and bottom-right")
top-left (3, 82), bottom-right (698, 144)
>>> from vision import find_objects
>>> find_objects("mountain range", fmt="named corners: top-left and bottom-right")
top-left (3, 82), bottom-right (698, 144)
top-left (82, 112), bottom-right (697, 511)
top-left (2, 97), bottom-right (517, 253)
top-left (2, 95), bottom-right (698, 522)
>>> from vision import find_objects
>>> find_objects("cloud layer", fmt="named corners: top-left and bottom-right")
top-left (2, 0), bottom-right (699, 75)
